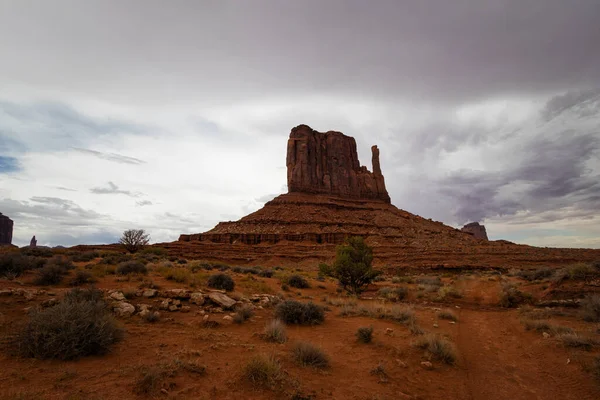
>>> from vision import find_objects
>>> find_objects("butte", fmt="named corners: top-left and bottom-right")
top-left (169, 125), bottom-right (600, 269)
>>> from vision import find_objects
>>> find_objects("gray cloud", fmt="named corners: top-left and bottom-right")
top-left (72, 148), bottom-right (146, 165)
top-left (90, 181), bottom-right (138, 197)
top-left (136, 200), bottom-right (153, 207)
top-left (0, 1), bottom-right (598, 106)
top-left (0, 197), bottom-right (103, 224)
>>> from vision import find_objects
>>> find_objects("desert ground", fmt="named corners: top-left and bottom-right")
top-left (1, 246), bottom-right (600, 400)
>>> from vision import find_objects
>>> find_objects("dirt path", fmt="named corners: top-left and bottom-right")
top-left (456, 308), bottom-right (600, 400)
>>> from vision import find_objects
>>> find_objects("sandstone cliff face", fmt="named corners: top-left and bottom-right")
top-left (461, 222), bottom-right (488, 240)
top-left (0, 213), bottom-right (13, 245)
top-left (286, 125), bottom-right (390, 203)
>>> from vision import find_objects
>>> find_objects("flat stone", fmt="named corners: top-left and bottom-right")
top-left (109, 292), bottom-right (126, 301)
top-left (142, 289), bottom-right (158, 298)
top-left (208, 292), bottom-right (236, 309)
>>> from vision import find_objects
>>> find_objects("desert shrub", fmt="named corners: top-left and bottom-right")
top-left (263, 320), bottom-right (287, 343)
top-left (356, 326), bottom-right (373, 343)
top-left (163, 268), bottom-right (190, 283)
top-left (0, 253), bottom-right (45, 277)
top-left (318, 262), bottom-right (333, 278)
top-left (243, 354), bottom-right (281, 387)
top-left (275, 300), bottom-right (325, 325)
top-left (593, 356), bottom-right (600, 381)
top-left (292, 342), bottom-right (329, 368)
top-left (415, 334), bottom-right (457, 365)
top-left (11, 289), bottom-right (123, 360)
top-left (373, 275), bottom-right (386, 282)
top-left (34, 264), bottom-right (67, 285)
top-left (116, 261), bottom-right (148, 275)
top-left (143, 311), bottom-right (161, 323)
top-left (378, 286), bottom-right (408, 301)
top-left (259, 269), bottom-right (274, 278)
top-left (517, 268), bottom-right (554, 281)
top-left (177, 258), bottom-right (187, 264)
top-left (70, 251), bottom-right (99, 262)
top-left (140, 247), bottom-right (166, 256)
top-left (232, 266), bottom-right (243, 273)
top-left (20, 247), bottom-right (53, 258)
top-left (119, 229), bottom-right (150, 253)
top-left (437, 285), bottom-right (462, 301)
top-left (330, 236), bottom-right (382, 294)
top-left (233, 305), bottom-right (254, 324)
top-left (416, 276), bottom-right (442, 286)
top-left (581, 294), bottom-right (600, 322)
top-left (99, 252), bottom-right (130, 265)
top-left (287, 274), bottom-right (310, 289)
top-left (207, 273), bottom-right (235, 291)
top-left (63, 287), bottom-right (104, 303)
top-left (281, 283), bottom-right (290, 291)
top-left (499, 284), bottom-right (532, 308)
top-left (70, 270), bottom-right (96, 286)
top-left (243, 267), bottom-right (260, 275)
top-left (437, 310), bottom-right (458, 321)
top-left (558, 333), bottom-right (596, 351)
top-left (523, 319), bottom-right (573, 335)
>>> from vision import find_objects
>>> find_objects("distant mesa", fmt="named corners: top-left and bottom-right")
top-left (461, 222), bottom-right (489, 240)
top-left (0, 212), bottom-right (14, 246)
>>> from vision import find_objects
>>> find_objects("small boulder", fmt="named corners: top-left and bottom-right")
top-left (190, 292), bottom-right (205, 305)
top-left (181, 306), bottom-right (191, 313)
top-left (421, 361), bottom-right (433, 369)
top-left (113, 301), bottom-right (135, 317)
top-left (223, 315), bottom-right (233, 322)
top-left (142, 289), bottom-right (158, 298)
top-left (109, 291), bottom-right (126, 301)
top-left (208, 292), bottom-right (236, 309)
top-left (164, 289), bottom-right (191, 299)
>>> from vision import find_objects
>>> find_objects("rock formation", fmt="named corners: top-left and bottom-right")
top-left (0, 213), bottom-right (13, 245)
top-left (29, 235), bottom-right (37, 247)
top-left (286, 125), bottom-right (390, 203)
top-left (461, 222), bottom-right (488, 240)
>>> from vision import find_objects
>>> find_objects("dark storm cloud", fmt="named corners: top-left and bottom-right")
top-left (72, 148), bottom-right (146, 165)
top-left (90, 182), bottom-right (138, 197)
top-left (1, 1), bottom-right (598, 105)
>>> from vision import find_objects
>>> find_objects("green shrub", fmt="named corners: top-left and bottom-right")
top-left (207, 273), bottom-right (235, 291)
top-left (292, 342), bottom-right (329, 368)
top-left (10, 289), bottom-right (123, 359)
top-left (116, 261), bottom-right (148, 275)
top-left (70, 270), bottom-right (97, 286)
top-left (34, 264), bottom-right (67, 285)
top-left (287, 274), bottom-right (310, 289)
top-left (243, 354), bottom-right (281, 387)
top-left (330, 236), bottom-right (382, 294)
top-left (275, 300), bottom-right (325, 325)
top-left (356, 326), bottom-right (373, 343)
top-left (415, 334), bottom-right (457, 365)
top-left (70, 251), bottom-right (99, 262)
top-left (99, 253), bottom-right (130, 265)
top-left (581, 294), bottom-right (600, 322)
top-left (0, 253), bottom-right (45, 277)
top-left (499, 284), bottom-right (532, 308)
top-left (20, 247), bottom-right (54, 258)
top-left (263, 320), bottom-right (287, 343)
top-left (259, 269), bottom-right (274, 278)
top-left (318, 262), bottom-right (333, 278)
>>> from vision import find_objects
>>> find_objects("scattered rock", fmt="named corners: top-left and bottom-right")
top-left (109, 291), bottom-right (126, 301)
top-left (113, 301), bottom-right (135, 317)
top-left (0, 289), bottom-right (12, 296)
top-left (433, 323), bottom-right (439, 328)
top-left (385, 328), bottom-right (394, 336)
top-left (142, 289), bottom-right (158, 298)
top-left (542, 332), bottom-right (550, 339)
top-left (421, 361), bottom-right (433, 369)
top-left (181, 306), bottom-right (191, 313)
top-left (190, 292), bottom-right (205, 305)
top-left (41, 298), bottom-right (58, 308)
top-left (395, 359), bottom-right (408, 368)
top-left (208, 292), bottom-right (236, 309)
top-left (164, 289), bottom-right (191, 299)
top-left (223, 315), bottom-right (233, 322)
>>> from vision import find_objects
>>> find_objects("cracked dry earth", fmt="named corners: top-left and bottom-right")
top-left (1, 265), bottom-right (600, 400)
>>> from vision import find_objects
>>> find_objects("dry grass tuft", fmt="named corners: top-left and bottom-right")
top-left (415, 334), bottom-right (457, 365)
top-left (292, 342), bottom-right (330, 368)
top-left (262, 320), bottom-right (287, 343)
top-left (243, 354), bottom-right (282, 387)
top-left (437, 309), bottom-right (458, 321)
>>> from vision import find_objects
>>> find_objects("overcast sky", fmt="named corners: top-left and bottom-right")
top-left (1, 0), bottom-right (599, 248)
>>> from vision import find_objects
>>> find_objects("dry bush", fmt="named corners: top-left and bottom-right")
top-left (119, 229), bottom-right (150, 254)
top-left (263, 320), bottom-right (287, 343)
top-left (163, 268), bottom-right (190, 283)
top-left (499, 284), bottom-right (533, 308)
top-left (356, 326), bottom-right (373, 343)
top-left (275, 300), bottom-right (325, 325)
top-left (70, 270), bottom-right (96, 286)
top-left (415, 334), bottom-right (457, 365)
top-left (370, 363), bottom-right (389, 383)
top-left (207, 273), bottom-right (235, 291)
top-left (292, 342), bottom-right (330, 368)
top-left (243, 354), bottom-right (282, 387)
top-left (143, 311), bottom-right (161, 323)
top-left (378, 286), bottom-right (408, 301)
top-left (523, 319), bottom-right (573, 335)
top-left (416, 276), bottom-right (442, 286)
top-left (555, 263), bottom-right (600, 282)
top-left (0, 253), bottom-right (44, 278)
top-left (516, 268), bottom-right (554, 281)
top-left (592, 356), bottom-right (600, 381)
top-left (581, 294), bottom-right (600, 322)
top-left (116, 261), bottom-right (147, 275)
top-left (558, 333), bottom-right (596, 351)
top-left (437, 310), bottom-right (458, 321)
top-left (70, 251), bottom-right (99, 262)
top-left (34, 264), bottom-right (67, 285)
top-left (10, 289), bottom-right (123, 360)
top-left (233, 305), bottom-right (254, 324)
top-left (287, 274), bottom-right (310, 289)
top-left (437, 285), bottom-right (462, 301)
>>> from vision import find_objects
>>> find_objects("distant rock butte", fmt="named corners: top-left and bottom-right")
top-left (287, 125), bottom-right (390, 202)
top-left (461, 222), bottom-right (489, 240)
top-left (0, 213), bottom-right (13, 245)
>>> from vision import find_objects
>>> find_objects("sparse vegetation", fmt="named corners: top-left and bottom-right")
top-left (119, 229), bottom-right (150, 253)
top-left (327, 236), bottom-right (382, 294)
top-left (292, 342), bottom-right (329, 368)
top-left (143, 311), bottom-right (161, 323)
top-left (555, 263), bottom-right (600, 282)
top-left (436, 285), bottom-right (462, 301)
top-left (580, 294), bottom-right (600, 322)
top-left (287, 274), bottom-right (310, 289)
top-left (0, 253), bottom-right (44, 278)
top-left (356, 326), bottom-right (374, 343)
top-left (558, 333), bottom-right (596, 351)
top-left (116, 260), bottom-right (148, 275)
top-left (233, 305), bottom-right (254, 324)
top-left (34, 257), bottom-right (73, 285)
top-left (70, 251), bottom-right (99, 262)
top-left (70, 270), bottom-right (96, 286)
top-left (437, 309), bottom-right (458, 321)
top-left (516, 267), bottom-right (554, 281)
top-left (263, 320), bottom-right (287, 343)
top-left (378, 286), bottom-right (408, 301)
top-left (522, 319), bottom-right (573, 335)
top-left (415, 334), bottom-right (457, 365)
top-left (275, 300), bottom-right (325, 325)
top-left (243, 354), bottom-right (281, 387)
top-left (10, 288), bottom-right (123, 360)
top-left (499, 283), bottom-right (532, 308)
top-left (207, 273), bottom-right (235, 291)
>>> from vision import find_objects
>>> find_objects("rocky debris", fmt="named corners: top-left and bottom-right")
top-left (190, 292), bottom-right (206, 305)
top-left (536, 299), bottom-right (581, 308)
top-left (542, 332), bottom-right (551, 339)
top-left (461, 222), bottom-right (488, 240)
top-left (207, 292), bottom-right (236, 309)
top-left (113, 301), bottom-right (135, 317)
top-left (222, 315), bottom-right (233, 322)
top-left (0, 289), bottom-right (12, 296)
top-left (137, 304), bottom-right (153, 317)
top-left (420, 361), bottom-right (433, 369)
top-left (30, 235), bottom-right (37, 247)
top-left (181, 305), bottom-right (191, 313)
top-left (0, 212), bottom-right (13, 245)
top-left (163, 289), bottom-right (191, 299)
top-left (142, 289), bottom-right (158, 298)
top-left (108, 291), bottom-right (126, 301)
top-left (286, 125), bottom-right (390, 202)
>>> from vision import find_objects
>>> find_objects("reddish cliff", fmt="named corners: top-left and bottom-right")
top-left (461, 222), bottom-right (489, 240)
top-left (0, 213), bottom-right (13, 246)
top-left (286, 125), bottom-right (390, 203)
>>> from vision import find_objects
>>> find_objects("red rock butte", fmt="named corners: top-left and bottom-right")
top-left (171, 125), bottom-right (600, 268)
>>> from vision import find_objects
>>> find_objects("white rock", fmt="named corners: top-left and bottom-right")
top-left (142, 289), bottom-right (158, 298)
top-left (208, 292), bottom-right (236, 309)
top-left (110, 292), bottom-right (126, 301)
top-left (113, 301), bottom-right (135, 317)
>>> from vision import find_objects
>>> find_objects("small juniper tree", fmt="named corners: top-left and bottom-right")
top-left (119, 229), bottom-right (150, 253)
top-left (331, 236), bottom-right (381, 294)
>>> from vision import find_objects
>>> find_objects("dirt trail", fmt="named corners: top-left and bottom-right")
top-left (456, 308), bottom-right (600, 400)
